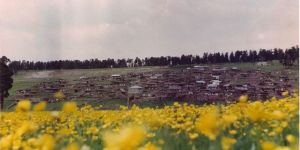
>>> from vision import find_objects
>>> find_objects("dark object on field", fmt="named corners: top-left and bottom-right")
top-left (0, 56), bottom-right (13, 110)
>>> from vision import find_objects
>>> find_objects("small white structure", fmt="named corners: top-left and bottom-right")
top-left (154, 74), bottom-right (163, 77)
top-left (112, 74), bottom-right (121, 77)
top-left (234, 86), bottom-right (248, 91)
top-left (231, 67), bottom-right (238, 70)
top-left (196, 80), bottom-right (206, 88)
top-left (207, 83), bottom-right (218, 90)
top-left (222, 67), bottom-right (228, 70)
top-left (150, 73), bottom-right (163, 79)
top-left (223, 83), bottom-right (232, 90)
top-left (193, 65), bottom-right (208, 68)
top-left (193, 65), bottom-right (208, 71)
top-left (212, 67), bottom-right (227, 72)
top-left (256, 62), bottom-right (268, 66)
top-left (168, 85), bottom-right (182, 90)
top-left (128, 85), bottom-right (143, 94)
top-left (149, 76), bottom-right (158, 79)
top-left (211, 80), bottom-right (221, 85)
top-left (79, 76), bottom-right (87, 79)
top-left (212, 75), bottom-right (220, 80)
top-left (196, 80), bottom-right (206, 84)
top-left (111, 74), bottom-right (121, 80)
top-left (235, 84), bottom-right (248, 91)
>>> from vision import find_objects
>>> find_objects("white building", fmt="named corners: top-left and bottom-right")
top-left (111, 74), bottom-right (122, 80)
top-left (207, 83), bottom-right (218, 90)
top-left (256, 62), bottom-right (268, 66)
top-left (128, 85), bottom-right (143, 94)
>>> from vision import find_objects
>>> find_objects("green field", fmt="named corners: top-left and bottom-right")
top-left (4, 61), bottom-right (299, 110)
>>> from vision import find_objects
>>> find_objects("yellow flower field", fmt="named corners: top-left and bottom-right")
top-left (0, 93), bottom-right (298, 150)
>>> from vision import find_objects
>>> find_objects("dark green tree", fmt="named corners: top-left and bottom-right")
top-left (0, 56), bottom-right (13, 110)
top-left (134, 57), bottom-right (142, 67)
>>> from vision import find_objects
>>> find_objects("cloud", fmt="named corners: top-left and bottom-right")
top-left (0, 0), bottom-right (298, 61)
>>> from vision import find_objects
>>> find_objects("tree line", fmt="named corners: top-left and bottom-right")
top-left (8, 46), bottom-right (299, 72)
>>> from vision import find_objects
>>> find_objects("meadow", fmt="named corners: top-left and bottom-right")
top-left (0, 92), bottom-right (298, 150)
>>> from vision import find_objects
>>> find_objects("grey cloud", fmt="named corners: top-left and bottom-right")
top-left (0, 0), bottom-right (298, 61)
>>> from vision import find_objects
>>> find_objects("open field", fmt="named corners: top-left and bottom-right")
top-left (4, 61), bottom-right (299, 111)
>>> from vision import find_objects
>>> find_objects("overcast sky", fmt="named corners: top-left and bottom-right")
top-left (0, 0), bottom-right (298, 61)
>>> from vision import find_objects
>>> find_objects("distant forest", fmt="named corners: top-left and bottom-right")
top-left (8, 46), bottom-right (299, 72)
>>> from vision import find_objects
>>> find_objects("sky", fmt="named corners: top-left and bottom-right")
top-left (0, 0), bottom-right (298, 61)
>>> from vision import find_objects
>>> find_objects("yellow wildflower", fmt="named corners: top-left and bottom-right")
top-left (0, 92), bottom-right (298, 150)
top-left (80, 145), bottom-right (91, 150)
top-left (86, 126), bottom-right (99, 135)
top-left (65, 143), bottom-right (79, 150)
top-left (239, 95), bottom-right (248, 103)
top-left (39, 134), bottom-right (55, 150)
top-left (33, 101), bottom-right (47, 111)
top-left (16, 121), bottom-right (38, 136)
top-left (188, 133), bottom-right (199, 140)
top-left (195, 110), bottom-right (220, 140)
top-left (221, 137), bottom-right (236, 150)
top-left (268, 131), bottom-right (276, 136)
top-left (222, 114), bottom-right (238, 128)
top-left (50, 111), bottom-right (60, 118)
top-left (229, 130), bottom-right (237, 135)
top-left (274, 127), bottom-right (283, 133)
top-left (62, 102), bottom-right (78, 113)
top-left (27, 138), bottom-right (39, 147)
top-left (271, 110), bottom-right (286, 120)
top-left (15, 100), bottom-right (31, 112)
top-left (12, 138), bottom-right (22, 150)
top-left (92, 135), bottom-right (98, 141)
top-left (282, 91), bottom-right (289, 97)
top-left (281, 121), bottom-right (288, 128)
top-left (57, 128), bottom-right (72, 136)
top-left (274, 146), bottom-right (291, 150)
top-left (286, 135), bottom-right (296, 144)
top-left (139, 142), bottom-right (161, 150)
top-left (261, 141), bottom-right (276, 150)
top-left (246, 101), bottom-right (266, 122)
top-left (0, 134), bottom-right (13, 149)
top-left (147, 133), bottom-right (156, 138)
top-left (54, 91), bottom-right (65, 99)
top-left (103, 125), bottom-right (146, 150)
top-left (173, 102), bottom-right (180, 107)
